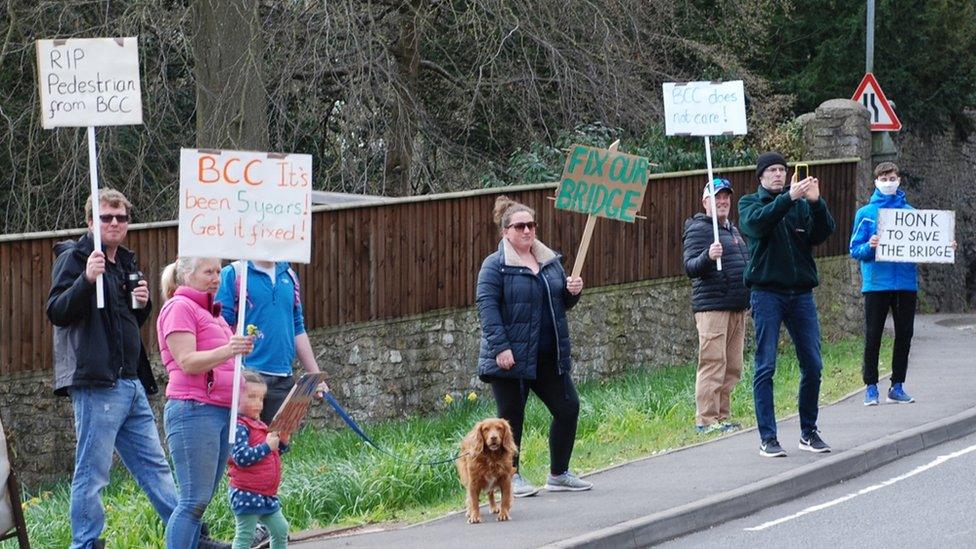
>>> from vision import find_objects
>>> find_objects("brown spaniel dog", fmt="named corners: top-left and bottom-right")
top-left (456, 417), bottom-right (517, 523)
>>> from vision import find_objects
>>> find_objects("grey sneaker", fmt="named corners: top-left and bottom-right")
top-left (512, 473), bottom-right (540, 498)
top-left (544, 471), bottom-right (593, 492)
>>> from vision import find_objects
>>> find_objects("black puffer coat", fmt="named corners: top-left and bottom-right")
top-left (682, 213), bottom-right (750, 312)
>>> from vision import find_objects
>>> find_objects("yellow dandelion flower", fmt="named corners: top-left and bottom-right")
top-left (467, 391), bottom-right (477, 402)
top-left (443, 394), bottom-right (454, 404)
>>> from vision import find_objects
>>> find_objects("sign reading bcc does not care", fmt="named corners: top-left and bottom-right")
top-left (555, 144), bottom-right (650, 222)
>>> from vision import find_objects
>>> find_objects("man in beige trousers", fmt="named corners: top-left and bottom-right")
top-left (682, 178), bottom-right (751, 433)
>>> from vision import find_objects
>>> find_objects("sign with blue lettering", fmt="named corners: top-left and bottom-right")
top-left (36, 37), bottom-right (143, 128)
top-left (662, 81), bottom-right (747, 136)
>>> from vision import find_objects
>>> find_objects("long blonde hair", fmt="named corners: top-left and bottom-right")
top-left (159, 257), bottom-right (217, 300)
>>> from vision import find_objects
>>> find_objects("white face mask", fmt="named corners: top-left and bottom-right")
top-left (875, 178), bottom-right (899, 195)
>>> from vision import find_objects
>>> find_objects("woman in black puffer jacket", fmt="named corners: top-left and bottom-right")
top-left (476, 195), bottom-right (591, 496)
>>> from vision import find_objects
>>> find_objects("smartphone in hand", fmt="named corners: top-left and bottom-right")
top-left (795, 163), bottom-right (809, 181)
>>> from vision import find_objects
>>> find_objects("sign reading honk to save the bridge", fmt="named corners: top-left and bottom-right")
top-left (555, 144), bottom-right (650, 222)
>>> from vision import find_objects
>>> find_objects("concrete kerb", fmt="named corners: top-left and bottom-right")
top-left (544, 405), bottom-right (976, 548)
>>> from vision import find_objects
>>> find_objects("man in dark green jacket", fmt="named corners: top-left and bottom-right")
top-left (738, 151), bottom-right (836, 458)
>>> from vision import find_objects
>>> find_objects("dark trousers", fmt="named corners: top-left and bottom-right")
top-left (863, 291), bottom-right (916, 385)
top-left (489, 356), bottom-right (580, 476)
top-left (259, 373), bottom-right (297, 425)
top-left (750, 290), bottom-right (823, 442)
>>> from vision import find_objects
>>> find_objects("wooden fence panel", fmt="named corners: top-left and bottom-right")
top-left (0, 160), bottom-right (858, 375)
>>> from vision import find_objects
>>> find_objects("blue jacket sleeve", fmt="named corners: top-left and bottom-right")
top-left (230, 423), bottom-right (271, 467)
top-left (738, 192), bottom-right (795, 239)
top-left (849, 208), bottom-right (877, 262)
top-left (290, 268), bottom-right (307, 336)
top-left (476, 257), bottom-right (511, 358)
top-left (215, 265), bottom-right (238, 327)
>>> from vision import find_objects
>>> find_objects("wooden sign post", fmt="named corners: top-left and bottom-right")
top-left (554, 140), bottom-right (651, 277)
top-left (36, 37), bottom-right (144, 308)
top-left (178, 148), bottom-right (313, 441)
top-left (662, 80), bottom-right (748, 271)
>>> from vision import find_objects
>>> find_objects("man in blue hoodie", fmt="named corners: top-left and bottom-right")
top-left (849, 162), bottom-right (956, 406)
top-left (216, 261), bottom-right (328, 424)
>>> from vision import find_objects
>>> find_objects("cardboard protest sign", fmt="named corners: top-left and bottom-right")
top-left (178, 149), bottom-right (313, 263)
top-left (269, 373), bottom-right (330, 438)
top-left (662, 81), bottom-right (747, 136)
top-left (554, 144), bottom-right (650, 223)
top-left (877, 209), bottom-right (955, 263)
top-left (36, 37), bottom-right (143, 128)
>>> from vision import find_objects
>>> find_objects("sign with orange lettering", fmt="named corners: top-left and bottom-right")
top-left (178, 148), bottom-right (312, 262)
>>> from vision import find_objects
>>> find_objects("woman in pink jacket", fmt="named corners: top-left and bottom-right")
top-left (157, 257), bottom-right (253, 548)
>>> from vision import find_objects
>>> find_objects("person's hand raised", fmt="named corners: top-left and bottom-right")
top-left (266, 432), bottom-right (280, 452)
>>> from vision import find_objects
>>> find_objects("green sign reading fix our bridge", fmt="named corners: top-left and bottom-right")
top-left (555, 144), bottom-right (650, 222)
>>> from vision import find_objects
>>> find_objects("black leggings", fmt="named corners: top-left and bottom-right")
top-left (489, 356), bottom-right (580, 475)
top-left (863, 291), bottom-right (916, 385)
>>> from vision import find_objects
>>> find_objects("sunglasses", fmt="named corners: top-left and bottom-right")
top-left (506, 221), bottom-right (537, 231)
top-left (99, 214), bottom-right (130, 224)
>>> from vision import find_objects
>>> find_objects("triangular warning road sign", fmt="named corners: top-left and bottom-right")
top-left (852, 73), bottom-right (902, 132)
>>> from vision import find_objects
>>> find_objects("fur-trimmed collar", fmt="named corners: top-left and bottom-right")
top-left (500, 238), bottom-right (558, 267)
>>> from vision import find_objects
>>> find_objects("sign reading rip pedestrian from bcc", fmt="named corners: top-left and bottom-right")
top-left (876, 209), bottom-right (954, 263)
top-left (36, 37), bottom-right (143, 128)
top-left (35, 37), bottom-right (144, 309)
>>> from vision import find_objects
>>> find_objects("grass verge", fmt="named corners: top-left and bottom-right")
top-left (8, 336), bottom-right (888, 547)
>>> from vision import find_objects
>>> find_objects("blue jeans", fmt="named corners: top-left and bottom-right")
top-left (750, 290), bottom-right (823, 442)
top-left (164, 399), bottom-right (231, 549)
top-left (69, 379), bottom-right (177, 549)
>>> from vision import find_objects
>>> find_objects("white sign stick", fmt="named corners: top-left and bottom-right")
top-left (703, 136), bottom-right (722, 271)
top-left (228, 263), bottom-right (248, 444)
top-left (86, 127), bottom-right (105, 308)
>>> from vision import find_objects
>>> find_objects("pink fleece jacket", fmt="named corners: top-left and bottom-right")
top-left (157, 286), bottom-right (239, 407)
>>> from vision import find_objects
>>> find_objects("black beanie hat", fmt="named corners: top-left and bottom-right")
top-left (755, 151), bottom-right (787, 180)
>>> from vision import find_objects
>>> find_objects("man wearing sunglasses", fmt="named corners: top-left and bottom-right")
top-left (47, 189), bottom-right (180, 549)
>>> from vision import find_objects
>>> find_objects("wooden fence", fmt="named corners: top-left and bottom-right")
top-left (0, 159), bottom-right (859, 375)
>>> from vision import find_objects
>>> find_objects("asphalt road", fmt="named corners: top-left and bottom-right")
top-left (660, 430), bottom-right (976, 548)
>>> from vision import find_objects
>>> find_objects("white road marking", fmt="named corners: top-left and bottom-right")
top-left (744, 442), bottom-right (976, 532)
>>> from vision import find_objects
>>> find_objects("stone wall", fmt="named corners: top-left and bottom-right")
top-left (895, 111), bottom-right (976, 311)
top-left (800, 100), bottom-right (976, 312)
top-left (2, 256), bottom-right (861, 489)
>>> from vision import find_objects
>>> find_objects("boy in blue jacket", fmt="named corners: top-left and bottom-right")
top-left (850, 162), bottom-right (955, 405)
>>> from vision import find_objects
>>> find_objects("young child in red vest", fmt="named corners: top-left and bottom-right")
top-left (228, 371), bottom-right (290, 548)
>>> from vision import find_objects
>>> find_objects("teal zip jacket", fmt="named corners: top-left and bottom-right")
top-left (738, 185), bottom-right (836, 292)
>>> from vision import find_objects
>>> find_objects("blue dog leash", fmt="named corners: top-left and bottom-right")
top-left (323, 392), bottom-right (465, 466)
